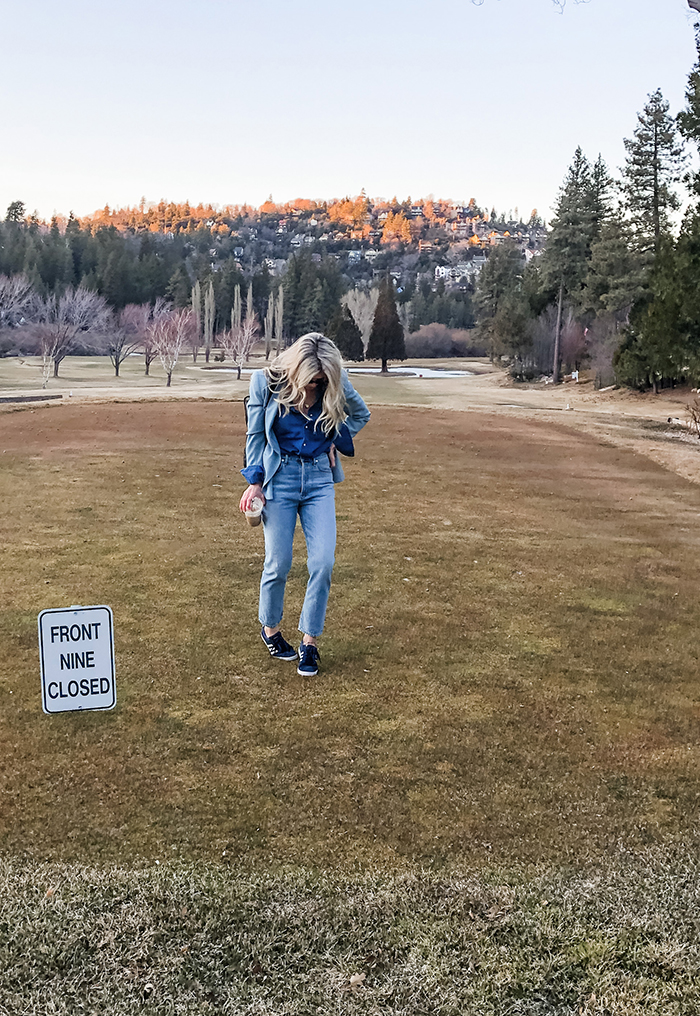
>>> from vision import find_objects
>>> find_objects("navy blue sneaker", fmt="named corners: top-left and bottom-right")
top-left (261, 627), bottom-right (297, 661)
top-left (297, 642), bottom-right (320, 676)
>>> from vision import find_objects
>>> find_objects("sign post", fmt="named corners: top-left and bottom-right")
top-left (38, 605), bottom-right (116, 714)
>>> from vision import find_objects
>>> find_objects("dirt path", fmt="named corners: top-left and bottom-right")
top-left (353, 365), bottom-right (700, 487)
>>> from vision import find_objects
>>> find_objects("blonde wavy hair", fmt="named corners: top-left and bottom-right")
top-left (266, 333), bottom-right (347, 435)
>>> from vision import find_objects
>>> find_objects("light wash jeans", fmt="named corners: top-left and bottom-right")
top-left (259, 455), bottom-right (336, 638)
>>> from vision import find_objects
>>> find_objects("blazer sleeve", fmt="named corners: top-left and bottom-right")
top-left (342, 371), bottom-right (371, 438)
top-left (240, 371), bottom-right (268, 485)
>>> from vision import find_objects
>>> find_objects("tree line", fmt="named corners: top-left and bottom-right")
top-left (0, 255), bottom-right (409, 384)
top-left (474, 29), bottom-right (700, 390)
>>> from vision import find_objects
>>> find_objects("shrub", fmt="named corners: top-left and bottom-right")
top-left (405, 323), bottom-right (487, 357)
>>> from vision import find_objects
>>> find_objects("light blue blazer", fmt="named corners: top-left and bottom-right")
top-left (242, 369), bottom-right (371, 501)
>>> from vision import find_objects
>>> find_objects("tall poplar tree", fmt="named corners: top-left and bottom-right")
top-left (191, 280), bottom-right (202, 362)
top-left (274, 285), bottom-right (284, 352)
top-left (264, 295), bottom-right (274, 359)
top-left (203, 280), bottom-right (215, 362)
top-left (367, 277), bottom-right (405, 373)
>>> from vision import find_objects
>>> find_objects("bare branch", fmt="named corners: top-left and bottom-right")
top-left (342, 288), bottom-right (379, 355)
top-left (106, 304), bottom-right (151, 377)
top-left (150, 308), bottom-right (193, 387)
top-left (0, 274), bottom-right (33, 326)
top-left (35, 286), bottom-right (110, 383)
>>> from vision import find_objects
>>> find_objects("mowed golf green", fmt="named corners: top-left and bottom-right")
top-left (1, 398), bottom-right (699, 867)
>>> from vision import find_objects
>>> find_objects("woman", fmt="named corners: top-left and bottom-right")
top-left (239, 332), bottom-right (370, 676)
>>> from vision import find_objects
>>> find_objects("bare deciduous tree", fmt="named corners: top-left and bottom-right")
top-left (220, 291), bottom-right (259, 379)
top-left (240, 311), bottom-right (258, 364)
top-left (0, 273), bottom-right (33, 327)
top-left (219, 328), bottom-right (241, 379)
top-left (142, 298), bottom-right (170, 376)
top-left (35, 286), bottom-right (110, 385)
top-left (150, 308), bottom-right (193, 387)
top-left (342, 287), bottom-right (379, 354)
top-left (107, 303), bottom-right (149, 377)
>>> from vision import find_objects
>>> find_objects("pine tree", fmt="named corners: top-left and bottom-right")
top-left (619, 209), bottom-right (700, 392)
top-left (367, 277), bottom-right (405, 373)
top-left (581, 214), bottom-right (647, 320)
top-left (621, 89), bottom-right (685, 257)
top-left (166, 265), bottom-right (191, 307)
top-left (474, 242), bottom-right (531, 366)
top-left (540, 147), bottom-right (603, 380)
top-left (328, 305), bottom-right (364, 361)
top-left (678, 32), bottom-right (700, 194)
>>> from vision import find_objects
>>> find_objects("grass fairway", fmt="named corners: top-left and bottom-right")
top-left (1, 399), bottom-right (700, 1011)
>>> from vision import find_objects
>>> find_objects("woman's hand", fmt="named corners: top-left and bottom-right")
top-left (328, 443), bottom-right (337, 468)
top-left (240, 484), bottom-right (265, 513)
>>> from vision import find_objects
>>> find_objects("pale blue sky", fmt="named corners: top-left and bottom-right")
top-left (1, 0), bottom-right (697, 221)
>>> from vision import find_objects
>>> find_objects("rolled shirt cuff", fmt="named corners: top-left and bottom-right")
top-left (241, 464), bottom-right (264, 485)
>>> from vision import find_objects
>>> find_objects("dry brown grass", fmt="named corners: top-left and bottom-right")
top-left (1, 400), bottom-right (700, 868)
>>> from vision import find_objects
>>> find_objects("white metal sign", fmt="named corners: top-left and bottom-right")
top-left (38, 605), bottom-right (116, 714)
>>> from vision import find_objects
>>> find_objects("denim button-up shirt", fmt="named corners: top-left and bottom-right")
top-left (274, 402), bottom-right (333, 460)
top-left (240, 369), bottom-right (370, 498)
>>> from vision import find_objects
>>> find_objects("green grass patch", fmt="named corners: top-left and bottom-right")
top-left (1, 851), bottom-right (699, 1014)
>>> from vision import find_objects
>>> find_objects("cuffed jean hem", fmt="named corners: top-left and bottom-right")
top-left (259, 616), bottom-right (283, 629)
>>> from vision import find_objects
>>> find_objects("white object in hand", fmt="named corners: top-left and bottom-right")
top-left (245, 496), bottom-right (264, 527)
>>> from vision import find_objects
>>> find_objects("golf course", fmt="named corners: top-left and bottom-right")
top-left (1, 357), bottom-right (699, 1013)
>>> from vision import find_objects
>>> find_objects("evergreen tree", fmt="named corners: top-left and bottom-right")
top-left (617, 210), bottom-right (700, 391)
top-left (621, 89), bottom-right (685, 257)
top-left (5, 200), bottom-right (25, 223)
top-left (367, 277), bottom-right (405, 372)
top-left (589, 154), bottom-right (615, 239)
top-left (474, 242), bottom-right (531, 368)
top-left (283, 251), bottom-right (344, 338)
top-left (166, 265), bottom-right (191, 307)
top-left (581, 214), bottom-right (647, 320)
top-left (539, 147), bottom-right (603, 380)
top-left (328, 304), bottom-right (364, 361)
top-left (678, 31), bottom-right (700, 194)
